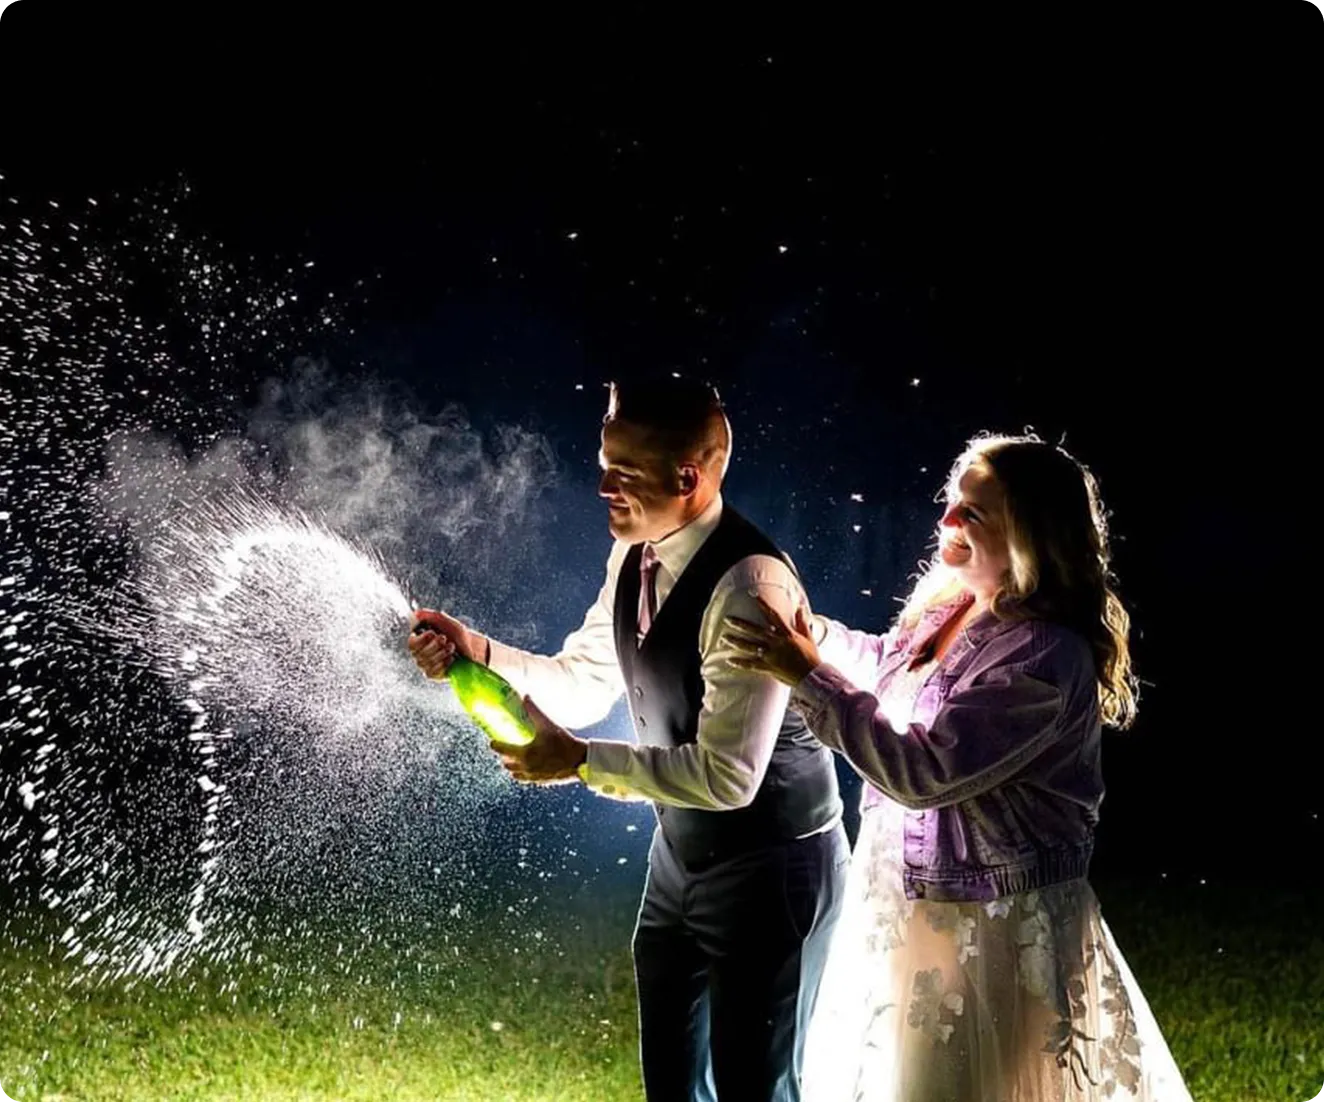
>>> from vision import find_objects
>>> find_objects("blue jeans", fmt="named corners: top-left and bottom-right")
top-left (632, 822), bottom-right (849, 1102)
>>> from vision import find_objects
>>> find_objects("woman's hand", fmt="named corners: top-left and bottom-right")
top-left (724, 593), bottom-right (822, 687)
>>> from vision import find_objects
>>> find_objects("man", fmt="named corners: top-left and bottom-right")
top-left (409, 376), bottom-right (847, 1102)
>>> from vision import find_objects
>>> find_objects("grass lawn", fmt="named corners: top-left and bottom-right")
top-left (1090, 876), bottom-right (1324, 1102)
top-left (1, 877), bottom-right (1320, 1101)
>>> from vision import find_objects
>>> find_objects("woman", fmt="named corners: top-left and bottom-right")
top-left (725, 434), bottom-right (1192, 1101)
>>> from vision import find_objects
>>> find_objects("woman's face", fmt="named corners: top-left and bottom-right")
top-left (939, 464), bottom-right (1011, 599)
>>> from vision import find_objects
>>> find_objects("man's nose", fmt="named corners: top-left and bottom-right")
top-left (598, 471), bottom-right (617, 497)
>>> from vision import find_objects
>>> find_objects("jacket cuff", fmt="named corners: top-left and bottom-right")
top-left (790, 663), bottom-right (856, 752)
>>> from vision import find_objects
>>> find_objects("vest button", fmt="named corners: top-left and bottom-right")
top-left (634, 685), bottom-right (644, 699)
top-left (637, 714), bottom-right (647, 729)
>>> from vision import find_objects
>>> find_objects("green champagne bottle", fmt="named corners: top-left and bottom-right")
top-left (448, 654), bottom-right (537, 747)
top-left (412, 624), bottom-right (535, 746)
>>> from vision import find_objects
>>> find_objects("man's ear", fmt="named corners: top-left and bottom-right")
top-left (677, 463), bottom-right (701, 497)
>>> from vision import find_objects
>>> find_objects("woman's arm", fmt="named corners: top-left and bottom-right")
top-left (791, 624), bottom-right (1073, 810)
top-left (812, 613), bottom-right (897, 692)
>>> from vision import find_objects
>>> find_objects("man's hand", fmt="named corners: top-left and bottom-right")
top-left (408, 607), bottom-right (487, 680)
top-left (492, 696), bottom-right (588, 785)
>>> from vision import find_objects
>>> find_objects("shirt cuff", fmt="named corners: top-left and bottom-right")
top-left (485, 637), bottom-right (520, 677)
top-left (578, 739), bottom-right (637, 800)
top-left (790, 662), bottom-right (856, 752)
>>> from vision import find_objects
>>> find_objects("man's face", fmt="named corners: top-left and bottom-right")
top-left (597, 419), bottom-right (695, 543)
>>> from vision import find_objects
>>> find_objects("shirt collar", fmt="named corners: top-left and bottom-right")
top-left (645, 493), bottom-right (724, 581)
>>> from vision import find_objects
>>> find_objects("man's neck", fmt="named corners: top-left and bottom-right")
top-left (652, 491), bottom-right (719, 545)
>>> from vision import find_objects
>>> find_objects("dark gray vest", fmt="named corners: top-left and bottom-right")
top-left (613, 505), bottom-right (841, 868)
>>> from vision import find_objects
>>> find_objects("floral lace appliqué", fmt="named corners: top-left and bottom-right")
top-left (1016, 889), bottom-right (1146, 1095)
top-left (1016, 891), bottom-right (1058, 1002)
top-left (1094, 942), bottom-right (1145, 1096)
top-left (923, 905), bottom-right (980, 964)
top-left (907, 967), bottom-right (965, 1044)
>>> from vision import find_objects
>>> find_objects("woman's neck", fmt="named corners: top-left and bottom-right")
top-left (966, 586), bottom-right (996, 616)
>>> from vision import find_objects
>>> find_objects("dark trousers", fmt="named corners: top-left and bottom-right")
top-left (632, 822), bottom-right (849, 1102)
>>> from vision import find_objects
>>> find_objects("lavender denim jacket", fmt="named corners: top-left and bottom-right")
top-left (792, 594), bottom-right (1103, 903)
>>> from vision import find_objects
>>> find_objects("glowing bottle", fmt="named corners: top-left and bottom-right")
top-left (448, 655), bottom-right (537, 747)
top-left (412, 624), bottom-right (535, 746)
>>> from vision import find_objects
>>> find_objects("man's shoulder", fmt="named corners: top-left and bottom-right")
top-left (713, 551), bottom-right (802, 597)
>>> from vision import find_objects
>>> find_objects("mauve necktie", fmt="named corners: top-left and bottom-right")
top-left (637, 543), bottom-right (661, 637)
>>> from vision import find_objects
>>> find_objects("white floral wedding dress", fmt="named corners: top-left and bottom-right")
top-left (800, 662), bottom-right (1194, 1102)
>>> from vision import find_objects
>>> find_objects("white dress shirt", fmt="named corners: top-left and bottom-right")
top-left (486, 493), bottom-right (826, 813)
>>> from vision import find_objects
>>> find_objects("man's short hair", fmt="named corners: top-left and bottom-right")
top-left (605, 375), bottom-right (731, 476)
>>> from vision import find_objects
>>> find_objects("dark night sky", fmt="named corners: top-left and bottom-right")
top-left (2, 5), bottom-right (1320, 885)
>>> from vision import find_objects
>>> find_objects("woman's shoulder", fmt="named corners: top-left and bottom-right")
top-left (980, 616), bottom-right (1093, 681)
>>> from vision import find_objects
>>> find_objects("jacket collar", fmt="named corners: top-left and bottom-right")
top-left (908, 589), bottom-right (1020, 656)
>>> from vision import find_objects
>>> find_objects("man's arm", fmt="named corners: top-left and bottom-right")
top-left (579, 553), bottom-right (801, 809)
top-left (482, 540), bottom-right (630, 730)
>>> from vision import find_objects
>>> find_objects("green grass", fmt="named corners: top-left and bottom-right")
top-left (1090, 876), bottom-right (1324, 1102)
top-left (0, 964), bottom-right (641, 1101)
top-left (1, 878), bottom-right (1320, 1101)
top-left (0, 894), bottom-right (645, 1102)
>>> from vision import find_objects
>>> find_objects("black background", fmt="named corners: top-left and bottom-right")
top-left (2, 3), bottom-right (1320, 887)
